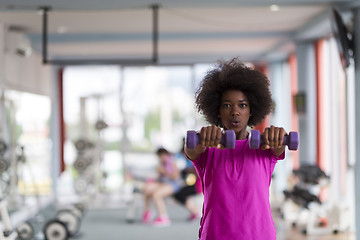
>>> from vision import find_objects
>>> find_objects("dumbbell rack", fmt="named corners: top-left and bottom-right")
top-left (73, 95), bottom-right (108, 197)
top-left (42, 203), bottom-right (85, 240)
top-left (0, 184), bottom-right (18, 240)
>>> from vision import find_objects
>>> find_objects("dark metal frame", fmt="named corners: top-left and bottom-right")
top-left (39, 5), bottom-right (159, 65)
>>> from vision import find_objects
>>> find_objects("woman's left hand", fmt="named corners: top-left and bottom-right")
top-left (261, 125), bottom-right (286, 156)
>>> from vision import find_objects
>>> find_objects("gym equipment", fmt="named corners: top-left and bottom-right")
top-left (43, 220), bottom-right (69, 240)
top-left (73, 202), bottom-right (87, 219)
top-left (248, 129), bottom-right (299, 150)
top-left (42, 202), bottom-right (86, 240)
top-left (74, 202), bottom-right (86, 216)
top-left (126, 187), bottom-right (142, 224)
top-left (55, 210), bottom-right (81, 237)
top-left (282, 165), bottom-right (350, 235)
top-left (283, 185), bottom-right (321, 209)
top-left (186, 130), bottom-right (236, 149)
top-left (70, 208), bottom-right (84, 222)
top-left (0, 140), bottom-right (7, 155)
top-left (95, 119), bottom-right (108, 131)
top-left (0, 176), bottom-right (9, 198)
top-left (74, 139), bottom-right (94, 153)
top-left (293, 165), bottom-right (330, 184)
top-left (74, 176), bottom-right (90, 195)
top-left (0, 157), bottom-right (9, 173)
top-left (73, 156), bottom-right (90, 173)
top-left (0, 175), bottom-right (33, 240)
top-left (15, 221), bottom-right (34, 240)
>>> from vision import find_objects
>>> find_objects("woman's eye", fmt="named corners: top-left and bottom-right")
top-left (224, 104), bottom-right (231, 108)
top-left (240, 104), bottom-right (247, 108)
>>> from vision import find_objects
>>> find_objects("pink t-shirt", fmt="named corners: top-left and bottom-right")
top-left (191, 138), bottom-right (285, 240)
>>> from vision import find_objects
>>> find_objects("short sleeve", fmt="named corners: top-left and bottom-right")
top-left (267, 149), bottom-right (285, 163)
top-left (185, 148), bottom-right (207, 163)
top-left (185, 148), bottom-right (210, 174)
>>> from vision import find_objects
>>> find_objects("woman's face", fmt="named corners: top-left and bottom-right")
top-left (158, 153), bottom-right (168, 163)
top-left (219, 90), bottom-right (250, 139)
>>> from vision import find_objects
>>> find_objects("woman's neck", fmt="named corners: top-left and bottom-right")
top-left (236, 129), bottom-right (249, 140)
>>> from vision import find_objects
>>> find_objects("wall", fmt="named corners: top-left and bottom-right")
top-left (0, 22), bottom-right (52, 96)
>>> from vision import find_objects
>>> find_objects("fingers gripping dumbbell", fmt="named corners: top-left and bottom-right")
top-left (248, 130), bottom-right (299, 151)
top-left (186, 130), bottom-right (236, 149)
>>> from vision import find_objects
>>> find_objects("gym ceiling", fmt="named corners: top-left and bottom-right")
top-left (0, 0), bottom-right (357, 65)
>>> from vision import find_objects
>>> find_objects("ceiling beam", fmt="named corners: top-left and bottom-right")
top-left (29, 31), bottom-right (291, 45)
top-left (39, 4), bottom-right (160, 65)
top-left (260, 8), bottom-right (332, 61)
top-left (0, 0), bottom-right (354, 11)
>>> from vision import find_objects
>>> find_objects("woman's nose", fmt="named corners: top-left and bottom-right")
top-left (231, 107), bottom-right (240, 116)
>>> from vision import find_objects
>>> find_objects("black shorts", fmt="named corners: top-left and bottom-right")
top-left (173, 185), bottom-right (197, 205)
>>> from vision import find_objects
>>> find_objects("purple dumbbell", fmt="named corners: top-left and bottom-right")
top-left (249, 129), bottom-right (299, 151)
top-left (186, 130), bottom-right (236, 149)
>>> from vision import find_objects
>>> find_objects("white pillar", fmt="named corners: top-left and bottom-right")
top-left (353, 7), bottom-right (360, 240)
top-left (50, 67), bottom-right (61, 201)
top-left (269, 61), bottom-right (293, 196)
top-left (295, 42), bottom-right (317, 165)
top-left (0, 23), bottom-right (5, 87)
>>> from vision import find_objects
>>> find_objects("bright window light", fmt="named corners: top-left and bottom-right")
top-left (270, 5), bottom-right (280, 12)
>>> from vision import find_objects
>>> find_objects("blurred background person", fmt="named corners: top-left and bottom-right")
top-left (173, 141), bottom-right (202, 221)
top-left (142, 147), bottom-right (182, 227)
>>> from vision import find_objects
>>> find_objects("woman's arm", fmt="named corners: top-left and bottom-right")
top-left (184, 146), bottom-right (205, 161)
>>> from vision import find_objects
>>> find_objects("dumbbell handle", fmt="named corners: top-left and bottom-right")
top-left (186, 130), bottom-right (236, 149)
top-left (249, 130), bottom-right (299, 151)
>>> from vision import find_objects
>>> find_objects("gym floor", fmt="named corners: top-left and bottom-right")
top-left (25, 193), bottom-right (355, 240)
top-left (58, 198), bottom-right (355, 240)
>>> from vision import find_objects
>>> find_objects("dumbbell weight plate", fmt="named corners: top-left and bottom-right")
top-left (288, 132), bottom-right (299, 150)
top-left (95, 120), bottom-right (108, 130)
top-left (249, 130), bottom-right (261, 149)
top-left (73, 202), bottom-right (87, 217)
top-left (73, 157), bottom-right (88, 172)
top-left (222, 130), bottom-right (236, 149)
top-left (16, 221), bottom-right (34, 240)
top-left (56, 210), bottom-right (81, 237)
top-left (43, 219), bottom-right (69, 240)
top-left (186, 131), bottom-right (197, 149)
top-left (0, 177), bottom-right (9, 199)
top-left (70, 207), bottom-right (83, 219)
top-left (74, 139), bottom-right (87, 152)
top-left (74, 177), bottom-right (88, 195)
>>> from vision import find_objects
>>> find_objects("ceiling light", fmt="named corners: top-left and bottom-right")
top-left (270, 5), bottom-right (280, 11)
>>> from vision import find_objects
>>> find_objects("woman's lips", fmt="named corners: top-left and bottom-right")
top-left (231, 120), bottom-right (240, 127)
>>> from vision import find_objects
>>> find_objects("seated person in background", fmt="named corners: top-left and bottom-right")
top-left (173, 142), bottom-right (202, 221)
top-left (142, 147), bottom-right (182, 227)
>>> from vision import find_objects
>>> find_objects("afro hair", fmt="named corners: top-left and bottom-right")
top-left (195, 58), bottom-right (273, 127)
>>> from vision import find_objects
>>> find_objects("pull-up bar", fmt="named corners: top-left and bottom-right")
top-left (39, 5), bottom-right (160, 65)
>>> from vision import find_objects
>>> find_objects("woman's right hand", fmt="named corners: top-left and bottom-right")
top-left (184, 125), bottom-right (223, 160)
top-left (198, 125), bottom-right (224, 149)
